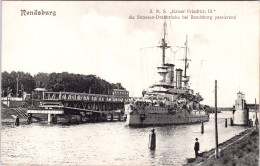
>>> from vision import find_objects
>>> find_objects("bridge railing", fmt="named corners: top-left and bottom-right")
top-left (43, 92), bottom-right (130, 103)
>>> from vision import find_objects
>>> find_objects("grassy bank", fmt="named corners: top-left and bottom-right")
top-left (185, 128), bottom-right (259, 166)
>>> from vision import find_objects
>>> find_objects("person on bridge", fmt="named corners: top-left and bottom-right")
top-left (194, 138), bottom-right (200, 157)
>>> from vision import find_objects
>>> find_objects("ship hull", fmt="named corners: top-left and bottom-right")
top-left (125, 104), bottom-right (209, 127)
top-left (126, 113), bottom-right (209, 127)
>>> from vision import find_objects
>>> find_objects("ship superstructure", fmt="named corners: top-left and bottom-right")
top-left (125, 21), bottom-right (209, 127)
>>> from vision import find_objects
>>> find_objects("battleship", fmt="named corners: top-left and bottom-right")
top-left (125, 21), bottom-right (209, 127)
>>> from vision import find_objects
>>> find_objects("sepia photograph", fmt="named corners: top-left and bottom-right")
top-left (1, 1), bottom-right (259, 166)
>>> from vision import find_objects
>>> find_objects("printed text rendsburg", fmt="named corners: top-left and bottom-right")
top-left (21, 10), bottom-right (56, 16)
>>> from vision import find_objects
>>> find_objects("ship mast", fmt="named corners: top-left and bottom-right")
top-left (161, 20), bottom-right (168, 65)
top-left (184, 35), bottom-right (188, 77)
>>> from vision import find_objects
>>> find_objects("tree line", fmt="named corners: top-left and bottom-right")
top-left (1, 71), bottom-right (125, 97)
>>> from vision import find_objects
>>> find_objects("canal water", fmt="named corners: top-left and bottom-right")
top-left (1, 112), bottom-right (250, 166)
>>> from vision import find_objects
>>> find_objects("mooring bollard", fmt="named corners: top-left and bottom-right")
top-left (14, 116), bottom-right (19, 126)
top-left (149, 129), bottom-right (156, 150)
top-left (201, 121), bottom-right (204, 134)
top-left (230, 117), bottom-right (233, 126)
top-left (225, 118), bottom-right (227, 128)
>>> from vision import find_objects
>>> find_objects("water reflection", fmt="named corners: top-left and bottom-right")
top-left (149, 150), bottom-right (156, 158)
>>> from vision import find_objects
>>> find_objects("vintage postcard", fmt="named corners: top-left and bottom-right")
top-left (1, 1), bottom-right (259, 166)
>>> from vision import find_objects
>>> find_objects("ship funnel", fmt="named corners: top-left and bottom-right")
top-left (164, 63), bottom-right (175, 86)
top-left (157, 66), bottom-right (168, 82)
top-left (176, 69), bottom-right (183, 89)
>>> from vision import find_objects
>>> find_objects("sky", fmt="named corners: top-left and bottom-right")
top-left (2, 1), bottom-right (259, 107)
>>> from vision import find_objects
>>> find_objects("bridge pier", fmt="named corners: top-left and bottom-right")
top-left (52, 115), bottom-right (57, 124)
top-left (96, 114), bottom-right (101, 122)
top-left (110, 114), bottom-right (114, 122)
top-left (47, 114), bottom-right (58, 124)
top-left (118, 113), bottom-right (121, 121)
top-left (79, 114), bottom-right (83, 123)
top-left (102, 114), bottom-right (107, 122)
top-left (48, 114), bottom-right (53, 124)
top-left (27, 113), bottom-right (32, 124)
top-left (67, 115), bottom-right (72, 124)
top-left (89, 114), bottom-right (96, 122)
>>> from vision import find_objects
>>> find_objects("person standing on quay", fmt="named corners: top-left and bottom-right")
top-left (194, 138), bottom-right (200, 157)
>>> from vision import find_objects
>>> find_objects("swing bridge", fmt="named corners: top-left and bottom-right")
top-left (27, 90), bottom-right (130, 123)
